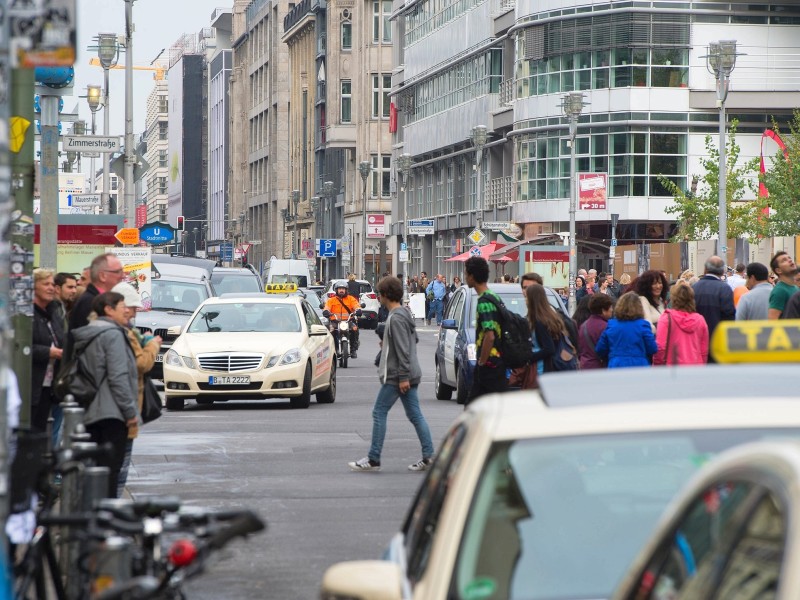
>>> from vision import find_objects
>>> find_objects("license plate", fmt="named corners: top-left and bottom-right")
top-left (155, 354), bottom-right (164, 363)
top-left (208, 375), bottom-right (251, 385)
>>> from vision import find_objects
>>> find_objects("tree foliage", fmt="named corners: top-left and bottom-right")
top-left (659, 121), bottom-right (760, 242)
top-left (757, 110), bottom-right (800, 237)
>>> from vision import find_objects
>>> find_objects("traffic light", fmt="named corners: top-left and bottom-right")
top-left (177, 216), bottom-right (185, 231)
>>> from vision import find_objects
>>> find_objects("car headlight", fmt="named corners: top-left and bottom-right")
top-left (182, 356), bottom-right (196, 369)
top-left (467, 343), bottom-right (477, 362)
top-left (265, 356), bottom-right (280, 368)
top-left (165, 349), bottom-right (182, 367)
top-left (280, 348), bottom-right (302, 365)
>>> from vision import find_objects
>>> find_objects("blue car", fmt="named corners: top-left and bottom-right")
top-left (434, 283), bottom-right (569, 403)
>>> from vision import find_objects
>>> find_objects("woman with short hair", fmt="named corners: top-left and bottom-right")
top-left (32, 268), bottom-right (65, 433)
top-left (595, 292), bottom-right (657, 368)
top-left (653, 283), bottom-right (709, 365)
top-left (578, 294), bottom-right (613, 370)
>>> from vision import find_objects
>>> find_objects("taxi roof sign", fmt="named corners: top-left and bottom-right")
top-left (711, 320), bottom-right (800, 364)
top-left (265, 282), bottom-right (298, 293)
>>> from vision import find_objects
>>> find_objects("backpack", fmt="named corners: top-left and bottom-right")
top-left (480, 293), bottom-right (533, 369)
top-left (551, 332), bottom-right (579, 372)
top-left (55, 330), bottom-right (110, 408)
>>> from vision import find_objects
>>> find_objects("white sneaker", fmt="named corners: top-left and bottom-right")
top-left (348, 457), bottom-right (381, 472)
top-left (408, 458), bottom-right (433, 472)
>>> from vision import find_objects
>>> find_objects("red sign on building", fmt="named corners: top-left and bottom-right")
top-left (578, 173), bottom-right (608, 210)
top-left (136, 204), bottom-right (147, 228)
top-left (367, 214), bottom-right (385, 238)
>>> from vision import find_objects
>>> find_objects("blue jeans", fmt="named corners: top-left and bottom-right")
top-left (426, 298), bottom-right (444, 324)
top-left (368, 384), bottom-right (434, 463)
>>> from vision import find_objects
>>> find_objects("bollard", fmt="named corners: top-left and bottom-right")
top-left (83, 466), bottom-right (110, 510)
top-left (58, 406), bottom-right (83, 452)
top-left (91, 536), bottom-right (133, 597)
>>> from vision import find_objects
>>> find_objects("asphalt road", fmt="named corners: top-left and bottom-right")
top-left (128, 324), bottom-right (459, 599)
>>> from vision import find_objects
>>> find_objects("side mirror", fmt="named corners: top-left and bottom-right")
top-left (322, 310), bottom-right (331, 318)
top-left (167, 325), bottom-right (182, 336)
top-left (320, 561), bottom-right (403, 600)
top-left (441, 319), bottom-right (458, 330)
top-left (360, 302), bottom-right (366, 308)
top-left (309, 324), bottom-right (328, 336)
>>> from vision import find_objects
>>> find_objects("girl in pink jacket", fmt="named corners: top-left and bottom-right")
top-left (653, 283), bottom-right (709, 365)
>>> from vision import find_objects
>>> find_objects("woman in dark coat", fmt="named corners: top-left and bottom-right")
top-left (32, 268), bottom-right (65, 433)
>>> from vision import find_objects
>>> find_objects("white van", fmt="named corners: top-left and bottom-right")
top-left (264, 258), bottom-right (312, 289)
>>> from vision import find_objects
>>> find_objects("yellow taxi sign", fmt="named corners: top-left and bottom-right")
top-left (264, 282), bottom-right (298, 293)
top-left (711, 320), bottom-right (800, 363)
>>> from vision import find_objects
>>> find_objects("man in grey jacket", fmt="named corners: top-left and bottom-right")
top-left (72, 291), bottom-right (139, 497)
top-left (736, 262), bottom-right (772, 321)
top-left (349, 276), bottom-right (434, 472)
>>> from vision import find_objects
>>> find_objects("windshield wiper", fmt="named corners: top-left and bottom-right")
top-left (164, 307), bottom-right (195, 314)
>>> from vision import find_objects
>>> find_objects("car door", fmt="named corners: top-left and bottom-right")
top-left (443, 290), bottom-right (465, 383)
top-left (302, 301), bottom-right (330, 386)
top-left (618, 480), bottom-right (788, 600)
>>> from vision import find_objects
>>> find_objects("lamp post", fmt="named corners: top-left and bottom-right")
top-left (358, 160), bottom-right (372, 279)
top-left (562, 92), bottom-right (586, 316)
top-left (321, 180), bottom-right (335, 282)
top-left (123, 0), bottom-right (136, 227)
top-left (86, 84), bottom-right (102, 195)
top-left (397, 153), bottom-right (412, 304)
top-left (96, 33), bottom-right (119, 215)
top-left (291, 189), bottom-right (300, 259)
top-left (706, 40), bottom-right (739, 264)
top-left (470, 125), bottom-right (488, 230)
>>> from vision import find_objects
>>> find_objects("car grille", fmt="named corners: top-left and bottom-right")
top-left (197, 353), bottom-right (264, 372)
top-left (137, 327), bottom-right (178, 344)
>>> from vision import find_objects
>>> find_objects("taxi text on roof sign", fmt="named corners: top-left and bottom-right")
top-left (264, 282), bottom-right (298, 293)
top-left (711, 320), bottom-right (800, 364)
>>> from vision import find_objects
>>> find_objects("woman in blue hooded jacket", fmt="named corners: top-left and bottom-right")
top-left (596, 292), bottom-right (657, 368)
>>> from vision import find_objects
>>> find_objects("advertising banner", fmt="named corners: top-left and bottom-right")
top-left (367, 214), bottom-right (385, 238)
top-left (106, 247), bottom-right (153, 311)
top-left (578, 173), bottom-right (607, 210)
top-left (518, 245), bottom-right (570, 288)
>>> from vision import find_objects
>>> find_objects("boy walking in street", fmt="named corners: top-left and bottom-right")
top-left (348, 276), bottom-right (434, 472)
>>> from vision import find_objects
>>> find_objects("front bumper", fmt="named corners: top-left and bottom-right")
top-left (164, 361), bottom-right (308, 400)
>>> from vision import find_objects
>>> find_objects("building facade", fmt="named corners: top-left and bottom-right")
top-left (143, 78), bottom-right (169, 225)
top-left (392, 0), bottom-right (800, 278)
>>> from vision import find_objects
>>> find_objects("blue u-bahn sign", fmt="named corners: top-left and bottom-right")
top-left (139, 222), bottom-right (175, 245)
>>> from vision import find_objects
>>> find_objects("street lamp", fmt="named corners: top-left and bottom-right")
top-left (397, 153), bottom-right (413, 304)
top-left (470, 125), bottom-right (488, 229)
top-left (94, 33), bottom-right (119, 215)
top-left (562, 91), bottom-right (586, 316)
top-left (358, 160), bottom-right (372, 279)
top-left (85, 84), bottom-right (102, 196)
top-left (291, 189), bottom-right (301, 259)
top-left (706, 40), bottom-right (739, 264)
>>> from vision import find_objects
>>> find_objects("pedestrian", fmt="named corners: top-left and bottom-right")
top-left (32, 269), bottom-right (65, 433)
top-left (736, 263), bottom-right (772, 321)
top-left (520, 272), bottom-right (543, 290)
top-left (595, 292), bottom-right (658, 368)
top-left (727, 263), bottom-right (747, 290)
top-left (632, 270), bottom-right (668, 332)
top-left (425, 273), bottom-right (447, 326)
top-left (781, 289), bottom-right (800, 319)
top-left (53, 272), bottom-right (78, 330)
top-left (578, 294), bottom-right (613, 370)
top-left (525, 284), bottom-right (564, 376)
top-left (348, 276), bottom-right (434, 472)
top-left (692, 256), bottom-right (735, 350)
top-left (72, 292), bottom-right (139, 497)
top-left (78, 266), bottom-right (90, 288)
top-left (449, 275), bottom-right (462, 293)
top-left (347, 273), bottom-right (360, 300)
top-left (619, 272), bottom-right (632, 291)
top-left (69, 253), bottom-right (126, 332)
top-left (420, 272), bottom-right (430, 319)
top-left (464, 256), bottom-right (508, 403)
top-left (768, 251), bottom-right (798, 319)
top-left (572, 296), bottom-right (593, 332)
top-left (112, 282), bottom-right (162, 496)
top-left (653, 283), bottom-right (708, 366)
top-left (604, 273), bottom-right (622, 299)
top-left (575, 275), bottom-right (588, 302)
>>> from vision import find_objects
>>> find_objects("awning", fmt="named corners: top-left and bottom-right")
top-left (446, 242), bottom-right (517, 263)
top-left (488, 235), bottom-right (564, 260)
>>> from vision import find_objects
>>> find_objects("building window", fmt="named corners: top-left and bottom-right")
top-left (341, 20), bottom-right (352, 50)
top-left (371, 154), bottom-right (391, 197)
top-left (159, 122), bottom-right (167, 140)
top-left (159, 149), bottom-right (167, 168)
top-left (341, 80), bottom-right (352, 123)
top-left (372, 74), bottom-right (392, 118)
top-left (158, 176), bottom-right (167, 194)
top-left (158, 97), bottom-right (168, 113)
top-left (373, 0), bottom-right (392, 43)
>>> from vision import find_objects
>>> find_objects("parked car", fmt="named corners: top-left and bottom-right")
top-left (324, 279), bottom-right (380, 329)
top-left (612, 439), bottom-right (800, 600)
top-left (210, 265), bottom-right (263, 295)
top-left (434, 282), bottom-right (568, 404)
top-left (321, 365), bottom-right (800, 600)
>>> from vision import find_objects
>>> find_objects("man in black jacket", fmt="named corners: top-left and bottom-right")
top-left (692, 256), bottom-right (735, 361)
top-left (69, 253), bottom-right (125, 332)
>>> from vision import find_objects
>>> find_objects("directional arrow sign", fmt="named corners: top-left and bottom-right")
top-left (115, 228), bottom-right (140, 245)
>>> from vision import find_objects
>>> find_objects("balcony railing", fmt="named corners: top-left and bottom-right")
top-left (487, 176), bottom-right (513, 208)
top-left (493, 0), bottom-right (515, 16)
top-left (499, 78), bottom-right (514, 106)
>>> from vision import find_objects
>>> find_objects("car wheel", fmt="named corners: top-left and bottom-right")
top-left (316, 361), bottom-right (336, 404)
top-left (435, 362), bottom-right (453, 400)
top-left (456, 365), bottom-right (468, 405)
top-left (290, 363), bottom-right (312, 409)
top-left (165, 396), bottom-right (185, 411)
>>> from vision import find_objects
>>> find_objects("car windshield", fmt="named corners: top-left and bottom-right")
top-left (211, 273), bottom-right (262, 294)
top-left (469, 293), bottom-right (527, 328)
top-left (453, 428), bottom-right (800, 600)
top-left (188, 302), bottom-right (301, 333)
top-left (151, 280), bottom-right (209, 313)
top-left (271, 274), bottom-right (309, 288)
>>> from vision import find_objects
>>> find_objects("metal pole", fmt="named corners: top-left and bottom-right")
top-left (362, 182), bottom-right (367, 279)
top-left (124, 0), bottom-right (136, 226)
top-left (718, 85), bottom-right (727, 263)
top-left (568, 116), bottom-right (577, 316)
top-left (39, 95), bottom-right (59, 268)
top-left (102, 66), bottom-right (111, 214)
top-left (90, 112), bottom-right (97, 197)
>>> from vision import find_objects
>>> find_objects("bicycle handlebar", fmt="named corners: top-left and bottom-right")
top-left (205, 510), bottom-right (265, 551)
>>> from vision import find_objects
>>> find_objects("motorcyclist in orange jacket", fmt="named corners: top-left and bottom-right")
top-left (324, 281), bottom-right (361, 357)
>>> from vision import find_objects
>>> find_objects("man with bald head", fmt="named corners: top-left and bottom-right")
top-left (691, 255), bottom-right (735, 361)
top-left (69, 252), bottom-right (126, 331)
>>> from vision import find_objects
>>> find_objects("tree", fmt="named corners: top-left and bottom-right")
top-left (757, 110), bottom-right (800, 237)
top-left (659, 121), bottom-right (760, 242)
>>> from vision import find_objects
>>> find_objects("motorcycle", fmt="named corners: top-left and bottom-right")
top-left (323, 308), bottom-right (362, 368)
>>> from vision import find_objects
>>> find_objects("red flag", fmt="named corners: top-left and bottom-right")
top-left (389, 102), bottom-right (397, 133)
top-left (759, 128), bottom-right (789, 215)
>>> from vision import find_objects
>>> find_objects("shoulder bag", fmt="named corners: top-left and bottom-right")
top-left (140, 374), bottom-right (163, 423)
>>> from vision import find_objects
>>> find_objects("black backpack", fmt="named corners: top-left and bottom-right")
top-left (480, 293), bottom-right (533, 369)
top-left (55, 330), bottom-right (110, 408)
top-left (551, 332), bottom-right (579, 372)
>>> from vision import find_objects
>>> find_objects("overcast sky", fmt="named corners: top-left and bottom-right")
top-left (73, 0), bottom-right (230, 176)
